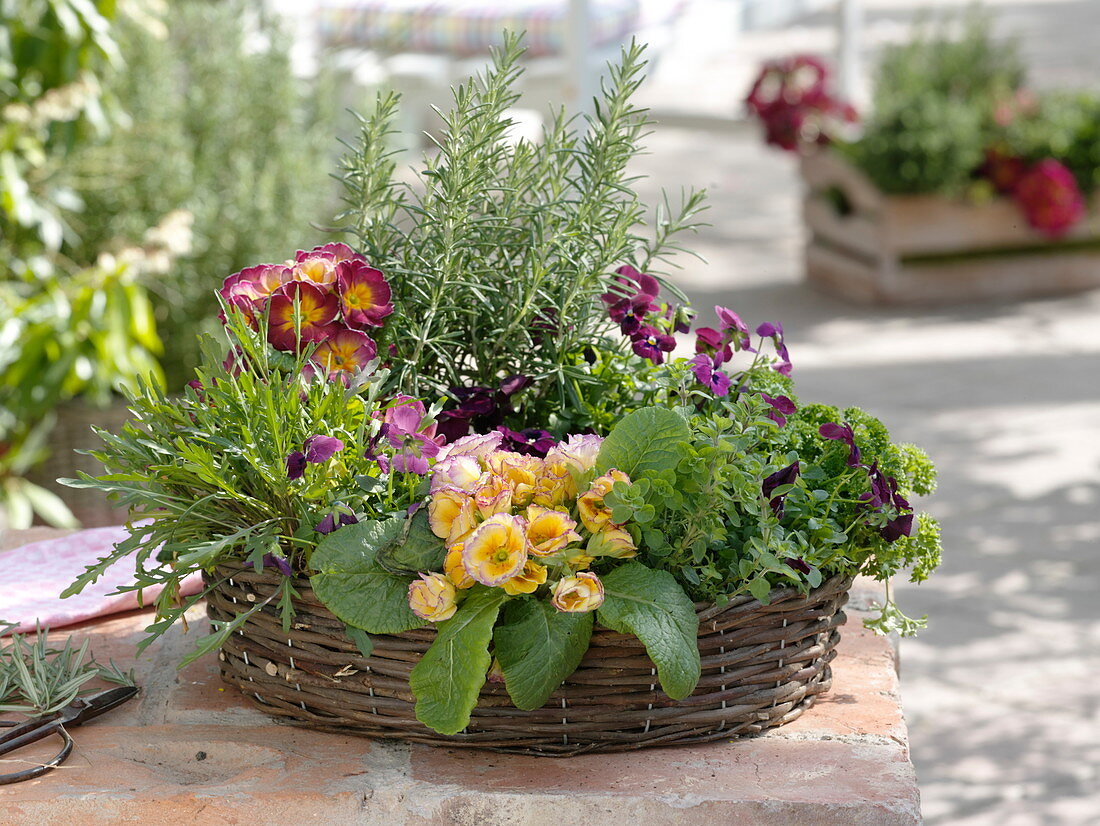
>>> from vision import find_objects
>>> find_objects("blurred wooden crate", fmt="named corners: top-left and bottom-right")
top-left (800, 150), bottom-right (1100, 305)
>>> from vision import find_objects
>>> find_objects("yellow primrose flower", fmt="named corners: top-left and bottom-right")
top-left (587, 526), bottom-right (637, 559)
top-left (488, 452), bottom-right (542, 507)
top-left (474, 473), bottom-right (514, 518)
top-left (408, 573), bottom-right (458, 622)
top-left (525, 505), bottom-right (583, 557)
top-left (428, 486), bottom-right (470, 540)
top-left (532, 462), bottom-right (572, 507)
top-left (444, 543), bottom-right (475, 589)
top-left (577, 469), bottom-right (630, 533)
top-left (562, 547), bottom-right (595, 569)
top-left (551, 572), bottom-right (605, 613)
top-left (430, 455), bottom-right (484, 493)
top-left (462, 513), bottom-right (529, 586)
top-left (446, 498), bottom-right (480, 546)
top-left (502, 559), bottom-right (548, 595)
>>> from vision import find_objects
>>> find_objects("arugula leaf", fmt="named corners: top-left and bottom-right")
top-left (409, 588), bottom-right (507, 735)
top-left (597, 562), bottom-right (700, 700)
top-left (596, 406), bottom-right (690, 479)
top-left (494, 598), bottom-right (593, 710)
top-left (309, 518), bottom-right (424, 634)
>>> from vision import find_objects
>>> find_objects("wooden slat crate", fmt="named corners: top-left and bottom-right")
top-left (800, 150), bottom-right (1100, 305)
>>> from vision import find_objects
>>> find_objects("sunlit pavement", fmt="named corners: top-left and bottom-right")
top-left (637, 124), bottom-right (1100, 825)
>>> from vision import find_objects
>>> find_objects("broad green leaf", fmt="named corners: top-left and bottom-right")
top-left (409, 588), bottom-right (507, 735)
top-left (748, 577), bottom-right (772, 605)
top-left (309, 518), bottom-right (424, 634)
top-left (597, 562), bottom-right (700, 700)
top-left (345, 625), bottom-right (374, 658)
top-left (377, 509), bottom-right (446, 574)
top-left (494, 599), bottom-right (593, 710)
top-left (595, 406), bottom-right (690, 479)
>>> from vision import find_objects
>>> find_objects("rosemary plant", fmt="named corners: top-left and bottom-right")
top-left (340, 34), bottom-right (706, 431)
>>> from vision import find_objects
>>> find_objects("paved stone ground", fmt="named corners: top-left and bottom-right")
top-left (629, 123), bottom-right (1100, 825)
top-left (630, 3), bottom-right (1100, 823)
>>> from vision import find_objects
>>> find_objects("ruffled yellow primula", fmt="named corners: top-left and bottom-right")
top-left (525, 505), bottom-right (582, 557)
top-left (473, 473), bottom-right (514, 518)
top-left (551, 572), bottom-right (605, 613)
top-left (428, 486), bottom-right (469, 540)
top-left (577, 469), bottom-right (630, 533)
top-left (488, 452), bottom-right (542, 507)
top-left (586, 526), bottom-right (637, 559)
top-left (408, 573), bottom-right (458, 622)
top-left (444, 543), bottom-right (475, 589)
top-left (462, 513), bottom-right (529, 586)
top-left (502, 559), bottom-right (548, 595)
top-left (532, 462), bottom-right (572, 507)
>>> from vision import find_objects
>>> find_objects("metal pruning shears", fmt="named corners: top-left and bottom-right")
top-left (0, 685), bottom-right (139, 785)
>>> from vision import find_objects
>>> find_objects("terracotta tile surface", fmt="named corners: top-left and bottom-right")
top-left (0, 529), bottom-right (920, 825)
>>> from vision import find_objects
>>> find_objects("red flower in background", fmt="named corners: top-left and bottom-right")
top-left (1013, 159), bottom-right (1086, 237)
top-left (746, 55), bottom-right (856, 153)
top-left (982, 148), bottom-right (1027, 195)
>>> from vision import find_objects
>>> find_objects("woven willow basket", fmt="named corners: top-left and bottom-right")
top-left (206, 563), bottom-right (851, 755)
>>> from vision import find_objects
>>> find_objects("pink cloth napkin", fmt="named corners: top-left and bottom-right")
top-left (0, 526), bottom-right (203, 634)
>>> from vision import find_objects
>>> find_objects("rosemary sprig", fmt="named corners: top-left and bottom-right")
top-left (0, 622), bottom-right (136, 716)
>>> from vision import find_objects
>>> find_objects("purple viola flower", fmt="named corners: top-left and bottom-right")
top-left (498, 374), bottom-right (530, 397)
top-left (819, 422), bottom-right (862, 468)
top-left (762, 460), bottom-right (801, 517)
top-left (244, 553), bottom-right (293, 577)
top-left (757, 321), bottom-right (792, 376)
top-left (601, 265), bottom-right (661, 326)
top-left (389, 434), bottom-right (440, 475)
top-left (861, 463), bottom-right (914, 541)
top-left (631, 325), bottom-right (677, 364)
top-left (315, 506), bottom-right (359, 535)
top-left (784, 557), bottom-right (812, 574)
top-left (496, 426), bottom-right (557, 458)
top-left (437, 377), bottom-right (529, 443)
top-left (716, 306), bottom-right (754, 353)
top-left (695, 326), bottom-right (733, 364)
top-left (304, 435), bottom-right (345, 464)
top-left (760, 393), bottom-right (796, 427)
top-left (286, 451), bottom-right (307, 479)
top-left (379, 402), bottom-right (444, 475)
top-left (690, 353), bottom-right (732, 396)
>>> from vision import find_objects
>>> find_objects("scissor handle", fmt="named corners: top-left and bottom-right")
top-left (0, 721), bottom-right (74, 786)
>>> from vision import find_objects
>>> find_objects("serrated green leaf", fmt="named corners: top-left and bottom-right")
top-left (597, 562), bottom-right (700, 700)
top-left (409, 588), bottom-right (507, 734)
top-left (309, 517), bottom-right (424, 634)
top-left (494, 599), bottom-right (593, 710)
top-left (595, 406), bottom-right (691, 479)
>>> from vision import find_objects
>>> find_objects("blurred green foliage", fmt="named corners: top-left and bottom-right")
top-left (1001, 92), bottom-right (1100, 193)
top-left (839, 8), bottom-right (1025, 196)
top-left (0, 0), bottom-right (119, 261)
top-left (64, 0), bottom-right (343, 387)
